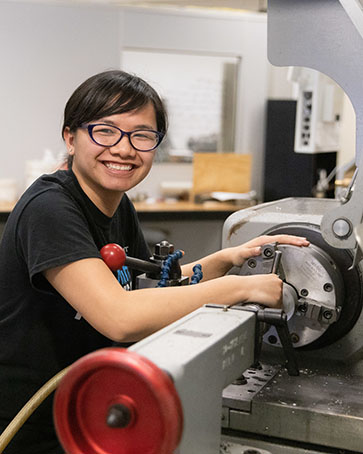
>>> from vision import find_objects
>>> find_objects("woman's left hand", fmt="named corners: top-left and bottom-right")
top-left (228, 234), bottom-right (310, 268)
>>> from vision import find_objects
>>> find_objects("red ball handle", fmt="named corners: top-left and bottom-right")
top-left (100, 243), bottom-right (126, 271)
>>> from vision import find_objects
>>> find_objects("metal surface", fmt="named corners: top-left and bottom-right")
top-left (220, 439), bottom-right (273, 454)
top-left (223, 366), bottom-right (363, 453)
top-left (268, 0), bottom-right (363, 165)
top-left (267, 243), bottom-right (343, 348)
top-left (130, 305), bottom-right (256, 454)
top-left (222, 364), bottom-right (279, 414)
top-left (54, 305), bottom-right (257, 454)
top-left (223, 198), bottom-right (363, 355)
top-left (221, 434), bottom-right (350, 454)
top-left (355, 222), bottom-right (363, 251)
top-left (239, 241), bottom-right (345, 347)
top-left (268, 0), bottom-right (363, 251)
top-left (136, 274), bottom-right (189, 288)
top-left (222, 196), bottom-right (363, 452)
top-left (339, 0), bottom-right (363, 40)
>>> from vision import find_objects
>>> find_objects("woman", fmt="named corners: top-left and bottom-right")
top-left (0, 70), bottom-right (309, 453)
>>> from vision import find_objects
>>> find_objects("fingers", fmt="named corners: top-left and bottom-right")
top-left (243, 273), bottom-right (283, 308)
top-left (242, 246), bottom-right (262, 259)
top-left (229, 245), bottom-right (262, 268)
top-left (244, 234), bottom-right (309, 248)
top-left (270, 234), bottom-right (310, 247)
top-left (269, 274), bottom-right (283, 308)
top-left (231, 234), bottom-right (310, 270)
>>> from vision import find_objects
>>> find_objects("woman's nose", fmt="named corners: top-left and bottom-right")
top-left (109, 135), bottom-right (137, 157)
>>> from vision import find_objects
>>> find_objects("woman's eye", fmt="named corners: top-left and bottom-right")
top-left (133, 132), bottom-right (156, 140)
top-left (94, 127), bottom-right (117, 135)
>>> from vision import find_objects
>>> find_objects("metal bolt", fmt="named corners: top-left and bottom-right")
top-left (300, 288), bottom-right (309, 297)
top-left (290, 333), bottom-right (300, 344)
top-left (154, 240), bottom-right (174, 258)
top-left (263, 247), bottom-right (273, 258)
top-left (324, 283), bottom-right (333, 292)
top-left (247, 258), bottom-right (257, 268)
top-left (332, 218), bottom-right (352, 239)
top-left (268, 335), bottom-right (278, 344)
top-left (106, 404), bottom-right (132, 428)
top-left (298, 303), bottom-right (308, 313)
top-left (323, 310), bottom-right (333, 320)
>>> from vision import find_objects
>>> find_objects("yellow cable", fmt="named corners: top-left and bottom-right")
top-left (0, 366), bottom-right (70, 453)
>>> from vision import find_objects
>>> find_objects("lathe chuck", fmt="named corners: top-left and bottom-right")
top-left (245, 223), bottom-right (363, 349)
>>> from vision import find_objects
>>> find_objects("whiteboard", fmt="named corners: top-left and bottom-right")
top-left (121, 50), bottom-right (240, 160)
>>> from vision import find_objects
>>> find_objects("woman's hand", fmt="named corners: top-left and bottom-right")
top-left (227, 234), bottom-right (310, 268)
top-left (239, 273), bottom-right (283, 308)
top-left (182, 234), bottom-right (310, 282)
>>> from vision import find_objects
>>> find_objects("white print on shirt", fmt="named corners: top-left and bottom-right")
top-left (117, 265), bottom-right (132, 291)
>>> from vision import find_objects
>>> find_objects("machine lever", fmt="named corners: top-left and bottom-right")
top-left (234, 304), bottom-right (299, 377)
top-left (275, 321), bottom-right (299, 376)
top-left (124, 256), bottom-right (162, 275)
top-left (100, 243), bottom-right (162, 274)
top-left (257, 308), bottom-right (299, 376)
top-left (271, 250), bottom-right (282, 274)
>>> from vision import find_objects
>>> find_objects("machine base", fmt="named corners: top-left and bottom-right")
top-left (222, 362), bottom-right (363, 453)
top-left (221, 433), bottom-right (357, 454)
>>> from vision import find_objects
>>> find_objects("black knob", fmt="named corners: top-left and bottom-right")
top-left (106, 404), bottom-right (132, 428)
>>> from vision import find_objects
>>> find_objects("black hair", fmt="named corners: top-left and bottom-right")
top-left (62, 70), bottom-right (167, 138)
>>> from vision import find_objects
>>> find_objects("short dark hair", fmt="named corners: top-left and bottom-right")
top-left (62, 70), bottom-right (167, 138)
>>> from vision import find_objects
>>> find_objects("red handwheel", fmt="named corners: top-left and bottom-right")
top-left (53, 348), bottom-right (183, 454)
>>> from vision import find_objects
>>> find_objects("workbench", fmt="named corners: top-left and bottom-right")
top-left (0, 200), bottom-right (252, 262)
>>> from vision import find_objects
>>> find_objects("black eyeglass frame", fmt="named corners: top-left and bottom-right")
top-left (80, 123), bottom-right (165, 152)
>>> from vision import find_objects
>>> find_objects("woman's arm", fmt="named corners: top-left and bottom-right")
top-left (181, 234), bottom-right (310, 281)
top-left (44, 258), bottom-right (283, 343)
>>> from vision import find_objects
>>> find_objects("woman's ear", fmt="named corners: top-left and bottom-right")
top-left (63, 127), bottom-right (75, 155)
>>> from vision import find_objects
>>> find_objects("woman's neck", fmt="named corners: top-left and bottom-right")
top-left (72, 168), bottom-right (124, 217)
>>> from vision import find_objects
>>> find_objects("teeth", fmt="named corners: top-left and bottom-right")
top-left (105, 163), bottom-right (132, 171)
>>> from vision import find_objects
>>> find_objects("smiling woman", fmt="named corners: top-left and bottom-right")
top-left (0, 69), bottom-right (308, 454)
top-left (63, 105), bottom-right (159, 215)
top-left (60, 71), bottom-right (168, 216)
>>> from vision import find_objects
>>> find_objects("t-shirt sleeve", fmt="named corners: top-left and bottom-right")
top-left (16, 189), bottom-right (102, 290)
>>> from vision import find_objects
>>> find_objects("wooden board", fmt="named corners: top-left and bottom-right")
top-left (192, 152), bottom-right (251, 196)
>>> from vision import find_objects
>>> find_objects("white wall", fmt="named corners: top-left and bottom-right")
top-left (0, 1), bottom-right (357, 203)
top-left (338, 94), bottom-right (356, 168)
top-left (0, 3), bottom-right (269, 200)
top-left (0, 1), bottom-right (122, 194)
top-left (120, 7), bottom-right (268, 198)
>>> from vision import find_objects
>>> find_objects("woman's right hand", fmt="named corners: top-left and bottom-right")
top-left (233, 274), bottom-right (283, 308)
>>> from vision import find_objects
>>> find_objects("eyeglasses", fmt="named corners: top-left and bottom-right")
top-left (81, 123), bottom-right (164, 152)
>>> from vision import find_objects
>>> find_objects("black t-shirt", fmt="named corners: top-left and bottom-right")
top-left (0, 169), bottom-right (150, 453)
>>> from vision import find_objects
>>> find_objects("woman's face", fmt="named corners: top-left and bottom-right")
top-left (64, 103), bottom-right (157, 212)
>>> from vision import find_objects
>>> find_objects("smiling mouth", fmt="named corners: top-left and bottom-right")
top-left (104, 162), bottom-right (134, 171)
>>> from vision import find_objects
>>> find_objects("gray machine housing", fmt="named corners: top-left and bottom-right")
top-left (221, 198), bottom-right (363, 453)
top-left (219, 1), bottom-right (363, 449)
